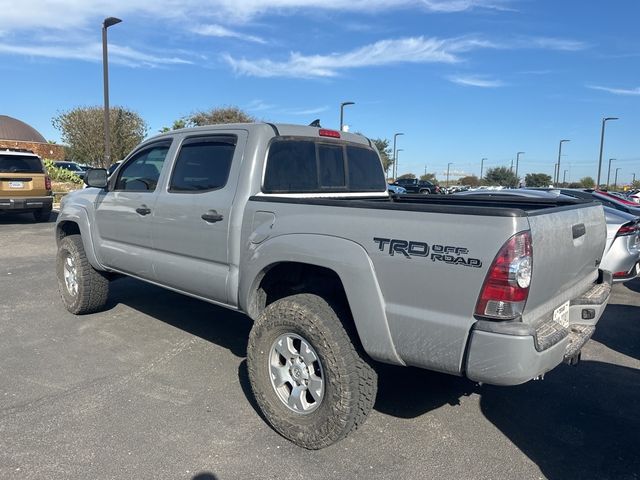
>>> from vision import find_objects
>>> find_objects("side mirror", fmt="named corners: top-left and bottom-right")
top-left (84, 168), bottom-right (108, 189)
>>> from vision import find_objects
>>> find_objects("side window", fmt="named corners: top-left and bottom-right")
top-left (169, 136), bottom-right (237, 192)
top-left (115, 143), bottom-right (170, 192)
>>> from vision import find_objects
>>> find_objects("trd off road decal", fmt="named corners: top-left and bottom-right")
top-left (373, 237), bottom-right (482, 268)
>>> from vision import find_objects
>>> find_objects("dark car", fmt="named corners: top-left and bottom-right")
top-left (54, 161), bottom-right (86, 179)
top-left (394, 178), bottom-right (440, 194)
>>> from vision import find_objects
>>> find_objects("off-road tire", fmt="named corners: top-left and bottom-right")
top-left (56, 234), bottom-right (109, 314)
top-left (33, 207), bottom-right (52, 222)
top-left (247, 293), bottom-right (377, 449)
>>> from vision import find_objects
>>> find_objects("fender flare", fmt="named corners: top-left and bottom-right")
top-left (56, 205), bottom-right (105, 271)
top-left (240, 233), bottom-right (404, 366)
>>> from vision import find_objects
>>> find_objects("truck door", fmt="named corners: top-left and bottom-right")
top-left (93, 140), bottom-right (172, 279)
top-left (150, 131), bottom-right (247, 303)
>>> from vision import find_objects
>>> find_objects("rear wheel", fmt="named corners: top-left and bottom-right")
top-left (33, 206), bottom-right (52, 222)
top-left (419, 189), bottom-right (430, 194)
top-left (247, 293), bottom-right (377, 449)
top-left (56, 234), bottom-right (109, 314)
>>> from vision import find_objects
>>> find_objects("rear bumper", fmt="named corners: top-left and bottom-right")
top-left (0, 196), bottom-right (53, 211)
top-left (465, 272), bottom-right (611, 386)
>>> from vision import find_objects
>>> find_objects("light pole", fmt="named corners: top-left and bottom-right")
top-left (597, 117), bottom-right (618, 187)
top-left (563, 169), bottom-right (568, 186)
top-left (614, 167), bottom-right (621, 190)
top-left (339, 101), bottom-right (355, 132)
top-left (633, 173), bottom-right (637, 184)
top-left (102, 16), bottom-right (122, 168)
top-left (446, 162), bottom-right (453, 187)
top-left (556, 139), bottom-right (570, 184)
top-left (392, 132), bottom-right (404, 180)
top-left (480, 158), bottom-right (487, 180)
top-left (395, 149), bottom-right (403, 178)
top-left (606, 158), bottom-right (616, 189)
top-left (515, 151), bottom-right (524, 180)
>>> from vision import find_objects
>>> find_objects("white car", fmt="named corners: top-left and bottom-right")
top-left (601, 207), bottom-right (640, 282)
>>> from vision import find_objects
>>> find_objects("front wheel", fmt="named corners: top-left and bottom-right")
top-left (419, 189), bottom-right (430, 194)
top-left (247, 293), bottom-right (377, 449)
top-left (56, 234), bottom-right (109, 314)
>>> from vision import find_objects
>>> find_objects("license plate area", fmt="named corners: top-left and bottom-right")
top-left (9, 181), bottom-right (24, 189)
top-left (553, 300), bottom-right (570, 328)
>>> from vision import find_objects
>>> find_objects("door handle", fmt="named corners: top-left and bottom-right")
top-left (136, 205), bottom-right (151, 216)
top-left (201, 210), bottom-right (224, 223)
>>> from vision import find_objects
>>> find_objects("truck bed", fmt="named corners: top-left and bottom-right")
top-left (250, 193), bottom-right (596, 217)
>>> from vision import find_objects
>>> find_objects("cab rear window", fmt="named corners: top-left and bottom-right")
top-left (263, 139), bottom-right (386, 193)
top-left (0, 155), bottom-right (44, 174)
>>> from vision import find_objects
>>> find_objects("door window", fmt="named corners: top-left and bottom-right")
top-left (169, 136), bottom-right (237, 192)
top-left (115, 142), bottom-right (171, 191)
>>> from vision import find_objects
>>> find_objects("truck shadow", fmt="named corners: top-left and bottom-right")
top-left (591, 302), bottom-right (640, 361)
top-left (108, 277), bottom-right (252, 358)
top-left (479, 360), bottom-right (640, 480)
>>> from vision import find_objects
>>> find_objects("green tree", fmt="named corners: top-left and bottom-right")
top-left (397, 173), bottom-right (416, 180)
top-left (52, 106), bottom-right (147, 167)
top-left (459, 175), bottom-right (480, 186)
top-left (159, 118), bottom-right (187, 133)
top-left (185, 106), bottom-right (255, 126)
top-left (420, 173), bottom-right (437, 182)
top-left (524, 173), bottom-right (552, 187)
top-left (372, 138), bottom-right (393, 175)
top-left (484, 166), bottom-right (519, 187)
top-left (580, 176), bottom-right (595, 188)
top-left (632, 179), bottom-right (640, 189)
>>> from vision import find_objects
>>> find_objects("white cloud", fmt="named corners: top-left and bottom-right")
top-left (0, 41), bottom-right (191, 67)
top-left (587, 85), bottom-right (640, 96)
top-left (448, 74), bottom-right (505, 87)
top-left (520, 36), bottom-right (588, 51)
top-left (282, 106), bottom-right (329, 115)
top-left (0, 0), bottom-right (513, 33)
top-left (192, 24), bottom-right (266, 44)
top-left (225, 36), bottom-right (498, 78)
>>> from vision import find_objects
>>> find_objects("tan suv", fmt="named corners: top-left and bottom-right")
top-left (0, 149), bottom-right (53, 222)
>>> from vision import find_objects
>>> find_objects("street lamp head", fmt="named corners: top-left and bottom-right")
top-left (394, 132), bottom-right (404, 138)
top-left (560, 139), bottom-right (570, 143)
top-left (604, 117), bottom-right (619, 122)
top-left (341, 101), bottom-right (355, 107)
top-left (104, 17), bottom-right (122, 28)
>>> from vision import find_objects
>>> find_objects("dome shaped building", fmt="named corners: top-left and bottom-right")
top-left (0, 115), bottom-right (65, 160)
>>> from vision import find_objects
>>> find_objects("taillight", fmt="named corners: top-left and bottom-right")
top-left (475, 231), bottom-right (532, 320)
top-left (318, 129), bottom-right (341, 138)
top-left (45, 175), bottom-right (52, 191)
top-left (616, 222), bottom-right (638, 237)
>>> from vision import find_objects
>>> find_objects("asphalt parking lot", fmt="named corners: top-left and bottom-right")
top-left (1, 213), bottom-right (639, 480)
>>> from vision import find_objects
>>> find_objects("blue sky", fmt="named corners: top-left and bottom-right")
top-left (0, 0), bottom-right (638, 183)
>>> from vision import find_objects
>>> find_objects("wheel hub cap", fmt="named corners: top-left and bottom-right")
top-left (63, 253), bottom-right (78, 297)
top-left (269, 333), bottom-right (324, 414)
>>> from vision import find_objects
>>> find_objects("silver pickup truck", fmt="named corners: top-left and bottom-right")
top-left (55, 123), bottom-right (610, 449)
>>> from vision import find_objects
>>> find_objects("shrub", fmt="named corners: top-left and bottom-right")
top-left (43, 159), bottom-right (83, 185)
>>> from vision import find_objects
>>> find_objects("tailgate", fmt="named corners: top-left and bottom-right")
top-left (0, 173), bottom-right (47, 197)
top-left (523, 204), bottom-right (606, 324)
